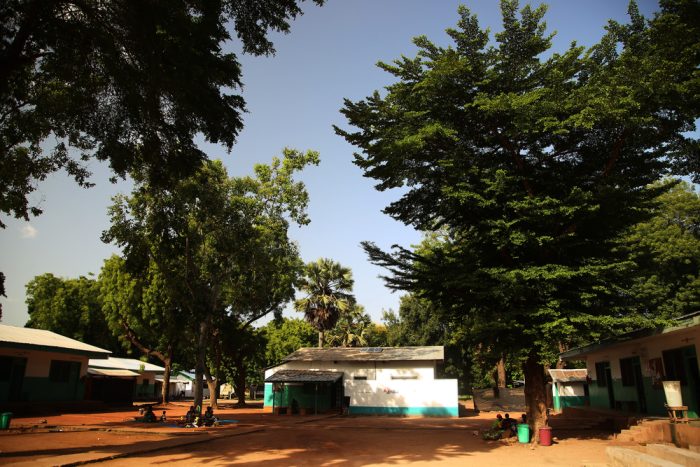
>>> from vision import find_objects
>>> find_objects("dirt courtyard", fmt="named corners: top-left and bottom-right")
top-left (0, 401), bottom-right (613, 466)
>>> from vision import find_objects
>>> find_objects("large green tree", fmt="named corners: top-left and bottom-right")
top-left (0, 0), bottom-right (322, 229)
top-left (99, 255), bottom-right (186, 404)
top-left (295, 258), bottom-right (355, 348)
top-left (25, 272), bottom-right (120, 352)
top-left (261, 317), bottom-right (316, 365)
top-left (326, 304), bottom-right (372, 348)
top-left (337, 0), bottom-right (700, 436)
top-left (103, 149), bottom-right (318, 411)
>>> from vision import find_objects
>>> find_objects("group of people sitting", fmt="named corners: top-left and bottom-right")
top-left (136, 405), bottom-right (166, 423)
top-left (136, 404), bottom-right (217, 427)
top-left (482, 413), bottom-right (526, 440)
top-left (183, 405), bottom-right (218, 427)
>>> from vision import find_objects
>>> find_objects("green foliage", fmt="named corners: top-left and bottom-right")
top-left (337, 0), bottom-right (700, 423)
top-left (98, 255), bottom-right (185, 361)
top-left (260, 318), bottom-right (316, 365)
top-left (102, 149), bottom-right (318, 407)
top-left (25, 273), bottom-right (120, 352)
top-left (338, 0), bottom-right (700, 351)
top-left (327, 304), bottom-right (372, 347)
top-left (0, 0), bottom-right (322, 228)
top-left (294, 258), bottom-right (355, 347)
top-left (623, 180), bottom-right (700, 318)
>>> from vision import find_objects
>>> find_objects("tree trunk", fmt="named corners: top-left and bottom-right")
top-left (523, 352), bottom-right (548, 444)
top-left (556, 342), bottom-right (567, 369)
top-left (160, 348), bottom-right (173, 405)
top-left (233, 350), bottom-right (247, 406)
top-left (497, 356), bottom-right (507, 388)
top-left (193, 318), bottom-right (209, 414)
top-left (206, 375), bottom-right (218, 409)
top-left (318, 330), bottom-right (324, 348)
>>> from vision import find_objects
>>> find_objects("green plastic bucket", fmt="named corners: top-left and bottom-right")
top-left (517, 423), bottom-right (530, 443)
top-left (0, 412), bottom-right (12, 430)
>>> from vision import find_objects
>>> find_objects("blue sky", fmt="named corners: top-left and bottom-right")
top-left (1, 0), bottom-right (662, 327)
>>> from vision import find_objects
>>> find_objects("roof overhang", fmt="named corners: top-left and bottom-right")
top-left (560, 314), bottom-right (700, 361)
top-left (88, 368), bottom-right (139, 377)
top-left (265, 370), bottom-right (344, 383)
top-left (548, 369), bottom-right (588, 383)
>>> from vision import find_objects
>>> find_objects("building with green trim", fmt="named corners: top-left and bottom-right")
top-left (549, 368), bottom-right (589, 412)
top-left (264, 346), bottom-right (458, 417)
top-left (0, 324), bottom-right (110, 403)
top-left (560, 312), bottom-right (700, 418)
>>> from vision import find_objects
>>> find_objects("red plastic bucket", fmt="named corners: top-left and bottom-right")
top-left (539, 426), bottom-right (552, 446)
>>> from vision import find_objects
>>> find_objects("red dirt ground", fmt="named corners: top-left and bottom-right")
top-left (0, 401), bottom-right (613, 466)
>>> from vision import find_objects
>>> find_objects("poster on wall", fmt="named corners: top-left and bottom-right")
top-left (647, 358), bottom-right (664, 389)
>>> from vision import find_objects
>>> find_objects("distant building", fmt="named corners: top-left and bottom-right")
top-left (88, 357), bottom-right (164, 401)
top-left (560, 311), bottom-right (700, 417)
top-left (264, 346), bottom-right (458, 417)
top-left (548, 368), bottom-right (589, 412)
top-left (0, 324), bottom-right (110, 403)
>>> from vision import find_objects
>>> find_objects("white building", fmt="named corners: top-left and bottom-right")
top-left (0, 324), bottom-right (110, 402)
top-left (264, 346), bottom-right (458, 417)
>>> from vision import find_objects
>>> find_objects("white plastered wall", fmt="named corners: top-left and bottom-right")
top-left (345, 379), bottom-right (458, 410)
top-left (584, 326), bottom-right (700, 380)
top-left (0, 348), bottom-right (89, 378)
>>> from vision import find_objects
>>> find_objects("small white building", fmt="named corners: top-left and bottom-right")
top-left (0, 324), bottom-right (110, 402)
top-left (548, 368), bottom-right (589, 412)
top-left (264, 346), bottom-right (458, 417)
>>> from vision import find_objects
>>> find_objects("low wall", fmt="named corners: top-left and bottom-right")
top-left (345, 379), bottom-right (458, 417)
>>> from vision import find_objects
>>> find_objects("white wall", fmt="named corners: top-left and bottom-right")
top-left (345, 379), bottom-right (458, 411)
top-left (0, 348), bottom-right (89, 378)
top-left (585, 325), bottom-right (700, 380)
top-left (558, 382), bottom-right (586, 397)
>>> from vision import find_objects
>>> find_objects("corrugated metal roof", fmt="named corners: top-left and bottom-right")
top-left (0, 324), bottom-right (111, 357)
top-left (155, 374), bottom-right (191, 383)
top-left (265, 370), bottom-right (344, 383)
top-left (88, 368), bottom-right (140, 377)
top-left (282, 346), bottom-right (444, 363)
top-left (548, 369), bottom-right (588, 383)
top-left (88, 356), bottom-right (164, 372)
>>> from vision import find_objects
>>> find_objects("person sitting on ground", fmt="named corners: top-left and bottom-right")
top-left (203, 406), bottom-right (217, 427)
top-left (502, 413), bottom-right (516, 437)
top-left (482, 414), bottom-right (505, 440)
top-left (143, 406), bottom-right (157, 423)
top-left (160, 410), bottom-right (167, 422)
top-left (184, 405), bottom-right (196, 424)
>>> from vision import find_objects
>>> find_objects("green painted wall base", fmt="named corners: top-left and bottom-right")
top-left (349, 406), bottom-right (458, 417)
top-left (558, 396), bottom-right (588, 409)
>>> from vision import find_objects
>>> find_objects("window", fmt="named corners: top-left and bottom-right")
top-left (0, 357), bottom-right (12, 382)
top-left (353, 375), bottom-right (367, 380)
top-left (619, 357), bottom-right (636, 387)
top-left (49, 360), bottom-right (78, 383)
top-left (595, 362), bottom-right (608, 387)
top-left (663, 347), bottom-right (689, 385)
top-left (390, 375), bottom-right (418, 380)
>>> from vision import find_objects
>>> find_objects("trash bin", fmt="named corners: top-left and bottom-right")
top-left (517, 423), bottom-right (530, 443)
top-left (0, 412), bottom-right (12, 430)
top-left (539, 426), bottom-right (552, 446)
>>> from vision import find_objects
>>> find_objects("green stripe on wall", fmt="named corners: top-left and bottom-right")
top-left (348, 406), bottom-right (458, 417)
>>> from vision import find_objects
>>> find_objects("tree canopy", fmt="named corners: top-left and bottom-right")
top-left (25, 272), bottom-right (121, 352)
top-left (103, 149), bottom-right (318, 410)
top-left (0, 0), bottom-right (322, 228)
top-left (336, 0), bottom-right (700, 434)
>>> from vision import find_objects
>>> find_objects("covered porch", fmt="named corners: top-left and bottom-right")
top-left (265, 370), bottom-right (344, 415)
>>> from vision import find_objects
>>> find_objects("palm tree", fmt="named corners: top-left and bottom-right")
top-left (295, 258), bottom-right (354, 347)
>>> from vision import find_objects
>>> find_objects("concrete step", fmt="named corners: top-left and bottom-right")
top-left (607, 446), bottom-right (682, 467)
top-left (645, 444), bottom-right (700, 467)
